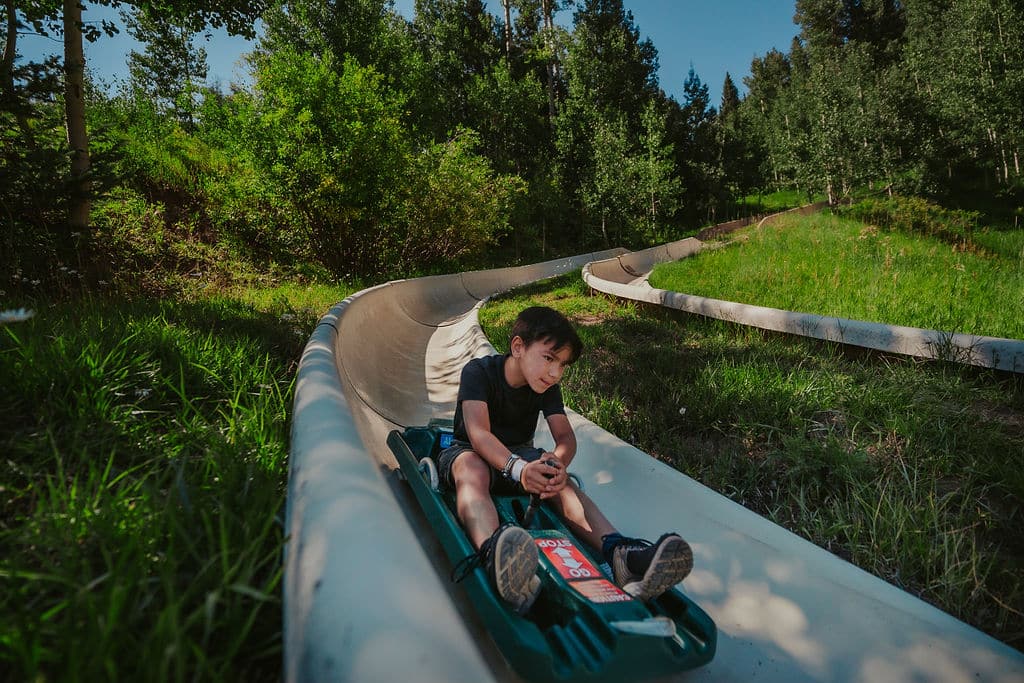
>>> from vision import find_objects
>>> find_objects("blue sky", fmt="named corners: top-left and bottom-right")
top-left (20, 1), bottom-right (798, 106)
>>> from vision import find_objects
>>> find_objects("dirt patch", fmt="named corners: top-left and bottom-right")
top-left (974, 401), bottom-right (1024, 438)
top-left (572, 313), bottom-right (607, 327)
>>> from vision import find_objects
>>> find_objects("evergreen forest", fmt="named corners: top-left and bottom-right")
top-left (3, 0), bottom-right (1022, 291)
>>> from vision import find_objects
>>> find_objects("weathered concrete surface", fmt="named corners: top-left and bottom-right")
top-left (286, 248), bottom-right (1024, 683)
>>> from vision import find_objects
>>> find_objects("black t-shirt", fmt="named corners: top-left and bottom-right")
top-left (452, 353), bottom-right (566, 447)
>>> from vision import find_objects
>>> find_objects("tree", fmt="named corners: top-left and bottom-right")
top-left (634, 100), bottom-right (681, 242)
top-left (125, 8), bottom-right (208, 127)
top-left (581, 111), bottom-right (632, 246)
top-left (742, 47), bottom-right (793, 189)
top-left (24, 0), bottom-right (265, 237)
top-left (718, 72), bottom-right (750, 199)
top-left (412, 0), bottom-right (501, 139)
top-left (668, 66), bottom-right (721, 223)
top-left (564, 0), bottom-right (659, 128)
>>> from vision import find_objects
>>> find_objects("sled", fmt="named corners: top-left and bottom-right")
top-left (388, 420), bottom-right (716, 682)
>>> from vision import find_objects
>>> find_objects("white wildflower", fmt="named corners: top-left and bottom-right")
top-left (0, 308), bottom-right (35, 324)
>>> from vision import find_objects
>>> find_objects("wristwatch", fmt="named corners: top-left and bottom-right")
top-left (502, 453), bottom-right (527, 484)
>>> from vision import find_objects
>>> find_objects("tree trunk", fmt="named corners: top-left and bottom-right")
top-left (1, 0), bottom-right (15, 97)
top-left (1, 0), bottom-right (34, 143)
top-left (64, 0), bottom-right (91, 234)
top-left (502, 0), bottom-right (512, 61)
top-left (542, 0), bottom-right (557, 125)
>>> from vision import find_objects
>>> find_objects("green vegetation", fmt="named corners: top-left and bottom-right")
top-left (480, 273), bottom-right (1024, 650)
top-left (735, 188), bottom-right (815, 215)
top-left (650, 210), bottom-right (1024, 340)
top-left (3, 0), bottom-right (1024, 677)
top-left (0, 284), bottom-right (348, 681)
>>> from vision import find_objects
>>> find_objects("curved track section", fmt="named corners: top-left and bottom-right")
top-left (286, 253), bottom-right (1024, 683)
top-left (583, 231), bottom-right (1024, 374)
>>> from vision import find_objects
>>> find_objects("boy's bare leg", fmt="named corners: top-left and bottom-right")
top-left (549, 483), bottom-right (617, 551)
top-left (451, 451), bottom-right (500, 549)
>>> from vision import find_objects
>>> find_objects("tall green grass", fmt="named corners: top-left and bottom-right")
top-left (0, 283), bottom-right (349, 681)
top-left (650, 213), bottom-right (1024, 340)
top-left (481, 274), bottom-right (1024, 649)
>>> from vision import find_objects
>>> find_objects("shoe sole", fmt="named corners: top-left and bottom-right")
top-left (492, 526), bottom-right (541, 614)
top-left (622, 535), bottom-right (693, 601)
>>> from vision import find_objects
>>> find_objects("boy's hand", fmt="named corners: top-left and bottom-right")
top-left (522, 456), bottom-right (566, 499)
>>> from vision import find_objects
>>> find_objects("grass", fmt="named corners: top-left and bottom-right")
top-left (650, 212), bottom-right (1024, 340)
top-left (0, 282), bottom-right (350, 682)
top-left (480, 273), bottom-right (1024, 650)
top-left (736, 188), bottom-right (817, 214)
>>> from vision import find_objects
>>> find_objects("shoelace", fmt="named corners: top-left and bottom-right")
top-left (614, 536), bottom-right (656, 575)
top-left (615, 536), bottom-right (652, 553)
top-left (450, 547), bottom-right (487, 583)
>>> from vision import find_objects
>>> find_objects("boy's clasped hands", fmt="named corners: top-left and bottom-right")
top-left (520, 455), bottom-right (565, 499)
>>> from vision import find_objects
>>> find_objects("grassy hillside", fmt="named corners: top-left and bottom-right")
top-left (650, 211), bottom-right (1024, 340)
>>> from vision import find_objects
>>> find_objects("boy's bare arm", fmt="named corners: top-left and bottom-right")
top-left (463, 400), bottom-right (564, 498)
top-left (546, 413), bottom-right (577, 467)
top-left (463, 400), bottom-right (519, 470)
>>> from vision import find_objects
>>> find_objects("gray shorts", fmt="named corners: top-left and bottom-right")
top-left (437, 440), bottom-right (545, 495)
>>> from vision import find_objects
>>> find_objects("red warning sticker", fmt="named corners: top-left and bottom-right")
top-left (535, 537), bottom-right (602, 580)
top-left (572, 579), bottom-right (633, 604)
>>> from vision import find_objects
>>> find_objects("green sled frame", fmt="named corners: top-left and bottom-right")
top-left (388, 420), bottom-right (716, 682)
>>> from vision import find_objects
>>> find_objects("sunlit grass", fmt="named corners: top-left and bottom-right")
top-left (481, 273), bottom-right (1024, 650)
top-left (0, 283), bottom-right (350, 681)
top-left (650, 213), bottom-right (1024, 340)
top-left (736, 188), bottom-right (816, 213)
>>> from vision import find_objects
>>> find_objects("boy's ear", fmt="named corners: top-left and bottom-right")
top-left (509, 335), bottom-right (525, 357)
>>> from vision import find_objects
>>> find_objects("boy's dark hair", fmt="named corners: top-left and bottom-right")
top-left (509, 306), bottom-right (583, 363)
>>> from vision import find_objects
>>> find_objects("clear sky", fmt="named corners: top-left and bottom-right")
top-left (19, 1), bottom-right (799, 106)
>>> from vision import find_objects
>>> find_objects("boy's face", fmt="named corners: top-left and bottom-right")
top-left (510, 336), bottom-right (574, 393)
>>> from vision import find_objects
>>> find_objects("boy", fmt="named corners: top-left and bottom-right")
top-left (439, 306), bottom-right (693, 614)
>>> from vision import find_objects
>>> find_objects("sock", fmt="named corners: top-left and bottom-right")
top-left (600, 533), bottom-right (624, 564)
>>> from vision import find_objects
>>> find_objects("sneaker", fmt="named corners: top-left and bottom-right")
top-left (451, 524), bottom-right (542, 614)
top-left (610, 533), bottom-right (693, 601)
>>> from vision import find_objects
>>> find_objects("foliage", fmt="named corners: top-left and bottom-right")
top-left (242, 49), bottom-right (411, 278)
top-left (403, 129), bottom-right (526, 269)
top-left (742, 0), bottom-right (1024, 203)
top-left (124, 7), bottom-right (209, 127)
top-left (840, 196), bottom-right (982, 250)
top-left (0, 282), bottom-right (349, 681)
top-left (238, 47), bottom-right (520, 279)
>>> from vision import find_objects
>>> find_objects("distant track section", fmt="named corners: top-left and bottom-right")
top-left (583, 207), bottom-right (1024, 374)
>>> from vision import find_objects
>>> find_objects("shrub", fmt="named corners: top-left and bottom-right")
top-left (840, 196), bottom-right (982, 250)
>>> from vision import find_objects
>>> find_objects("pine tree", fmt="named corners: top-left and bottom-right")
top-left (125, 8), bottom-right (209, 127)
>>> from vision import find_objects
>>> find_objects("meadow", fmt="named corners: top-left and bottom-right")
top-left (650, 212), bottom-right (1024, 340)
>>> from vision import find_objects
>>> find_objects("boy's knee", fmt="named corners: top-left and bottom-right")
top-left (452, 451), bottom-right (491, 489)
